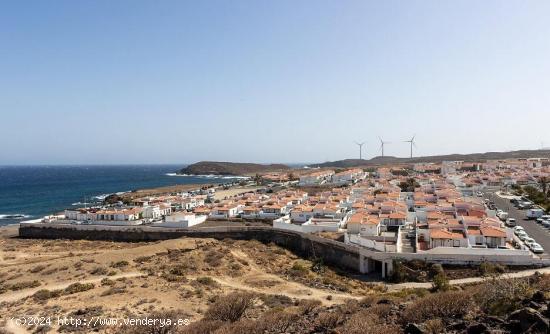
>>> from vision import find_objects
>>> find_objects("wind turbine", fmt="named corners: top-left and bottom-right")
top-left (404, 135), bottom-right (417, 158)
top-left (378, 137), bottom-right (390, 157)
top-left (354, 141), bottom-right (366, 160)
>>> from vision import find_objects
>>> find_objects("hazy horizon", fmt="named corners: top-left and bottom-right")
top-left (2, 1), bottom-right (550, 165)
top-left (2, 148), bottom-right (550, 167)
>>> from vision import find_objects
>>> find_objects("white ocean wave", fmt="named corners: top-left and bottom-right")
top-left (92, 191), bottom-right (128, 201)
top-left (72, 202), bottom-right (93, 206)
top-left (93, 193), bottom-right (110, 200)
top-left (0, 214), bottom-right (31, 219)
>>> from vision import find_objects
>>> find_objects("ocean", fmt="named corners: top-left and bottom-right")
top-left (0, 165), bottom-right (240, 226)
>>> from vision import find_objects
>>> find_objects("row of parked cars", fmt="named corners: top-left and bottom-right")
top-left (535, 215), bottom-right (550, 227)
top-left (513, 226), bottom-right (544, 254)
top-left (511, 197), bottom-right (536, 210)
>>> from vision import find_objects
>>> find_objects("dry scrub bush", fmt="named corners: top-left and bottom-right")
top-left (258, 294), bottom-right (293, 308)
top-left (358, 295), bottom-right (382, 307)
top-left (288, 261), bottom-right (310, 278)
top-left (256, 310), bottom-right (299, 333)
top-left (169, 265), bottom-right (187, 276)
top-left (162, 273), bottom-right (188, 283)
top-left (133, 255), bottom-right (152, 263)
top-left (479, 262), bottom-right (506, 276)
top-left (339, 299), bottom-right (362, 315)
top-left (195, 276), bottom-right (218, 287)
top-left (340, 310), bottom-right (401, 334)
top-left (369, 304), bottom-right (392, 318)
top-left (204, 292), bottom-right (255, 322)
top-left (532, 273), bottom-right (550, 292)
top-left (204, 249), bottom-right (224, 267)
top-left (30, 265), bottom-right (46, 273)
top-left (110, 260), bottom-right (129, 268)
top-left (472, 277), bottom-right (531, 315)
top-left (9, 280), bottom-right (41, 291)
top-left (212, 319), bottom-right (259, 334)
top-left (297, 299), bottom-right (322, 315)
top-left (316, 311), bottom-right (342, 329)
top-left (64, 282), bottom-right (94, 294)
top-left (101, 278), bottom-right (115, 286)
top-left (33, 289), bottom-right (62, 301)
top-left (401, 290), bottom-right (473, 324)
top-left (101, 286), bottom-right (127, 296)
top-left (424, 318), bottom-right (445, 334)
top-left (178, 320), bottom-right (225, 334)
top-left (90, 266), bottom-right (108, 275)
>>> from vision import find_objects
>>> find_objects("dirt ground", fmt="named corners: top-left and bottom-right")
top-left (212, 186), bottom-right (262, 200)
top-left (0, 225), bottom-right (378, 333)
top-left (119, 183), bottom-right (213, 201)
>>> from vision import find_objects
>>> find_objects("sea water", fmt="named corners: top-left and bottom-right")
top-left (0, 165), bottom-right (238, 226)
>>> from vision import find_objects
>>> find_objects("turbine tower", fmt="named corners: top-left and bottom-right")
top-left (378, 137), bottom-right (390, 157)
top-left (354, 141), bottom-right (366, 160)
top-left (404, 135), bottom-right (417, 158)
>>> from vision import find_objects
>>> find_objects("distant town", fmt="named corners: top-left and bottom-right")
top-left (20, 155), bottom-right (550, 275)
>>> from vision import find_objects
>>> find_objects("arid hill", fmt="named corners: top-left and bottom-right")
top-left (179, 161), bottom-right (290, 176)
top-left (310, 149), bottom-right (550, 168)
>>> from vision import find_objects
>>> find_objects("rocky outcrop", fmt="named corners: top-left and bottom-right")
top-left (178, 161), bottom-right (290, 176)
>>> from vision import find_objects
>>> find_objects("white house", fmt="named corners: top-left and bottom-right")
top-left (260, 203), bottom-right (287, 218)
top-left (154, 213), bottom-right (207, 228)
top-left (142, 205), bottom-right (161, 219)
top-left (290, 205), bottom-right (315, 223)
top-left (298, 170), bottom-right (335, 186)
top-left (346, 213), bottom-right (381, 236)
top-left (241, 206), bottom-right (261, 219)
top-left (273, 215), bottom-right (342, 233)
top-left (331, 169), bottom-right (365, 185)
top-left (210, 205), bottom-right (240, 219)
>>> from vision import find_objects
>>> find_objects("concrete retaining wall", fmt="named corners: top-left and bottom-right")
top-left (18, 223), bottom-right (361, 273)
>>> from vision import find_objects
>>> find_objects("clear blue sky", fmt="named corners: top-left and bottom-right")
top-left (1, 0), bottom-right (549, 165)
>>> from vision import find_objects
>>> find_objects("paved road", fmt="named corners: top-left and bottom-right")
top-left (485, 191), bottom-right (550, 259)
top-left (387, 266), bottom-right (550, 291)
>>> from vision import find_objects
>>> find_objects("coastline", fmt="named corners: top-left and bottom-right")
top-left (0, 165), bottom-right (247, 226)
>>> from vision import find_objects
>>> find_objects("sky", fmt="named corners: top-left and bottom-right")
top-left (1, 0), bottom-right (550, 165)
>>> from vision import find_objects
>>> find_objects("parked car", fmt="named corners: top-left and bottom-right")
top-left (523, 237), bottom-right (536, 246)
top-left (506, 218), bottom-right (517, 227)
top-left (542, 220), bottom-right (550, 228)
top-left (517, 232), bottom-right (529, 241)
top-left (541, 215), bottom-right (550, 221)
top-left (537, 218), bottom-right (544, 224)
top-left (530, 243), bottom-right (544, 254)
top-left (497, 211), bottom-right (509, 221)
top-left (514, 226), bottom-right (525, 233)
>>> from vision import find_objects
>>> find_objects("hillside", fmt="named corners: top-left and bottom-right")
top-left (179, 161), bottom-right (290, 176)
top-left (310, 149), bottom-right (550, 168)
top-left (3, 225), bottom-right (550, 334)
